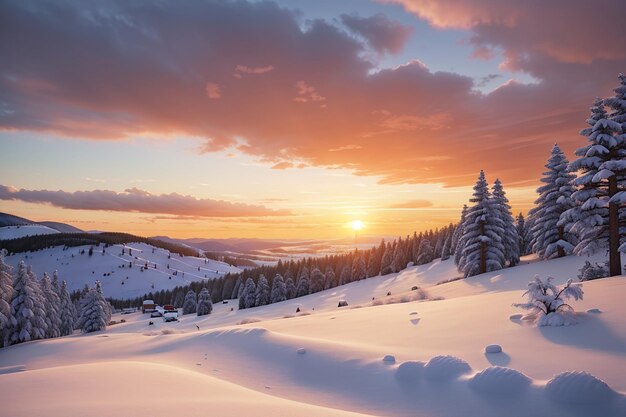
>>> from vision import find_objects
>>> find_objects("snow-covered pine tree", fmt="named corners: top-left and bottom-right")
top-left (351, 254), bottom-right (366, 281)
top-left (433, 234), bottom-right (443, 259)
top-left (196, 288), bottom-right (213, 316)
top-left (76, 281), bottom-right (109, 333)
top-left (231, 278), bottom-right (242, 300)
top-left (310, 268), bottom-right (325, 293)
top-left (40, 272), bottom-right (62, 339)
top-left (254, 275), bottom-right (270, 307)
top-left (339, 264), bottom-right (351, 285)
top-left (324, 266), bottom-right (337, 289)
top-left (492, 179), bottom-right (520, 266)
top-left (516, 213), bottom-right (532, 256)
top-left (182, 290), bottom-right (197, 314)
top-left (58, 280), bottom-right (76, 336)
top-left (380, 242), bottom-right (393, 275)
top-left (295, 268), bottom-right (310, 297)
top-left (441, 233), bottom-right (451, 261)
top-left (528, 144), bottom-right (577, 259)
top-left (452, 205), bottom-right (468, 264)
top-left (391, 238), bottom-right (405, 272)
top-left (563, 93), bottom-right (626, 275)
top-left (0, 250), bottom-right (15, 346)
top-left (9, 262), bottom-right (48, 344)
top-left (243, 278), bottom-right (257, 308)
top-left (415, 238), bottom-right (434, 265)
top-left (270, 274), bottom-right (287, 303)
top-left (457, 171), bottom-right (505, 277)
top-left (285, 277), bottom-right (296, 299)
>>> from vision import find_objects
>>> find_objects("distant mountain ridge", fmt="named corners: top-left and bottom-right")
top-left (0, 212), bottom-right (82, 232)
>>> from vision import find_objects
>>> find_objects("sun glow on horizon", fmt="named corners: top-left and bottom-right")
top-left (351, 219), bottom-right (364, 231)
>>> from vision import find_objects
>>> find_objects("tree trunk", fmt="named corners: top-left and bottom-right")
top-left (480, 220), bottom-right (487, 274)
top-left (608, 176), bottom-right (621, 276)
top-left (557, 225), bottom-right (566, 258)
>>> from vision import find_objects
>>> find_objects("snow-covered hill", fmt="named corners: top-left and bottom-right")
top-left (4, 242), bottom-right (241, 298)
top-left (0, 225), bottom-right (60, 240)
top-left (1, 254), bottom-right (625, 417)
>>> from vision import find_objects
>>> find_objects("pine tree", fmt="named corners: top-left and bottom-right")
top-left (492, 179), bottom-right (520, 266)
top-left (9, 262), bottom-right (47, 344)
top-left (441, 233), bottom-right (451, 261)
top-left (254, 275), bottom-right (270, 307)
top-left (380, 242), bottom-right (393, 275)
top-left (563, 93), bottom-right (626, 275)
top-left (77, 281), bottom-right (109, 333)
top-left (285, 277), bottom-right (296, 300)
top-left (295, 267), bottom-right (310, 297)
top-left (243, 278), bottom-right (256, 308)
top-left (0, 250), bottom-right (15, 346)
top-left (196, 288), bottom-right (213, 316)
top-left (58, 280), bottom-right (76, 336)
top-left (391, 238), bottom-right (405, 272)
top-left (231, 278), bottom-right (242, 300)
top-left (324, 266), bottom-right (337, 289)
top-left (529, 144), bottom-right (577, 259)
top-left (182, 290), bottom-right (197, 314)
top-left (457, 171), bottom-right (505, 277)
top-left (339, 264), bottom-right (351, 285)
top-left (453, 205), bottom-right (468, 264)
top-left (416, 238), bottom-right (434, 265)
top-left (516, 213), bottom-right (533, 256)
top-left (351, 254), bottom-right (366, 281)
top-left (433, 234), bottom-right (443, 259)
top-left (310, 268), bottom-right (325, 293)
top-left (40, 272), bottom-right (62, 339)
top-left (270, 274), bottom-right (287, 303)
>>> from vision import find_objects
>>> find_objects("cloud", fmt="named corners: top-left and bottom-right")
top-left (205, 83), bottom-right (222, 99)
top-left (341, 13), bottom-right (412, 54)
top-left (271, 161), bottom-right (293, 170)
top-left (387, 200), bottom-right (434, 209)
top-left (0, 0), bottom-right (624, 188)
top-left (0, 185), bottom-right (290, 217)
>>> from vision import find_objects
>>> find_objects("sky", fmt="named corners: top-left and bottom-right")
top-left (0, 0), bottom-right (624, 239)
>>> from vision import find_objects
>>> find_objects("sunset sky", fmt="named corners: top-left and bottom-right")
top-left (1, 0), bottom-right (624, 239)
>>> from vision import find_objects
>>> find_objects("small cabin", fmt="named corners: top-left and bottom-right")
top-left (338, 300), bottom-right (348, 308)
top-left (142, 300), bottom-right (156, 313)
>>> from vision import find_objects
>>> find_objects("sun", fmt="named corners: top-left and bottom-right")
top-left (351, 220), bottom-right (364, 231)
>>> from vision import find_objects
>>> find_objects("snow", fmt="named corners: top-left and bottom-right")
top-left (0, 225), bottom-right (59, 240)
top-left (0, 253), bottom-right (625, 416)
top-left (4, 243), bottom-right (241, 298)
top-left (484, 344), bottom-right (502, 353)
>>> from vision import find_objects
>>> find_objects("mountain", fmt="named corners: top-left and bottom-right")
top-left (0, 212), bottom-right (83, 233)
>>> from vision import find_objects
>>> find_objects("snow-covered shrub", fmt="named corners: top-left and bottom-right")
top-left (513, 275), bottom-right (583, 326)
top-left (469, 366), bottom-right (531, 394)
top-left (545, 371), bottom-right (616, 404)
top-left (577, 261), bottom-right (609, 281)
top-left (76, 281), bottom-right (110, 333)
top-left (424, 355), bottom-right (472, 381)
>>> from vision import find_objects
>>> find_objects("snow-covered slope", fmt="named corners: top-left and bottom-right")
top-left (4, 243), bottom-right (241, 298)
top-left (1, 254), bottom-right (625, 417)
top-left (0, 225), bottom-right (60, 240)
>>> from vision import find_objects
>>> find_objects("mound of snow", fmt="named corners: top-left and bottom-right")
top-left (537, 311), bottom-right (577, 327)
top-left (587, 308), bottom-right (602, 314)
top-left (545, 371), bottom-right (616, 404)
top-left (424, 355), bottom-right (472, 381)
top-left (395, 361), bottom-right (425, 383)
top-left (297, 348), bottom-right (307, 355)
top-left (469, 366), bottom-right (531, 394)
top-left (0, 365), bottom-right (26, 375)
top-left (382, 355), bottom-right (396, 364)
top-left (484, 344), bottom-right (502, 354)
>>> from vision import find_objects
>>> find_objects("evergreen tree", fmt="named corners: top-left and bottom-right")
top-left (351, 254), bottom-right (366, 281)
top-left (254, 275), bottom-right (270, 307)
top-left (243, 278), bottom-right (256, 309)
top-left (285, 277), bottom-right (296, 300)
top-left (324, 266), bottom-right (337, 289)
top-left (182, 290), bottom-right (197, 314)
top-left (516, 213), bottom-right (533, 256)
top-left (452, 205), bottom-right (468, 264)
top-left (492, 179), bottom-right (520, 266)
top-left (380, 242), bottom-right (393, 275)
top-left (76, 281), bottom-right (109, 333)
top-left (9, 262), bottom-right (47, 344)
top-left (529, 144), bottom-right (577, 259)
top-left (441, 233), bottom-right (451, 261)
top-left (40, 272), bottom-right (62, 339)
top-left (416, 238), bottom-right (434, 265)
top-left (457, 171), bottom-right (505, 277)
top-left (339, 264), bottom-right (351, 285)
top-left (310, 268), bottom-right (325, 293)
top-left (231, 278), bottom-right (242, 300)
top-left (563, 94), bottom-right (626, 275)
top-left (391, 238), bottom-right (405, 272)
top-left (295, 267), bottom-right (310, 297)
top-left (58, 280), bottom-right (76, 336)
top-left (196, 288), bottom-right (213, 316)
top-left (270, 274), bottom-right (287, 304)
top-left (433, 234), bottom-right (443, 259)
top-left (0, 250), bottom-right (15, 346)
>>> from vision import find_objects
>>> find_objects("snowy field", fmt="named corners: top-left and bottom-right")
top-left (0, 225), bottom-right (60, 240)
top-left (1, 253), bottom-right (625, 417)
top-left (4, 243), bottom-right (241, 298)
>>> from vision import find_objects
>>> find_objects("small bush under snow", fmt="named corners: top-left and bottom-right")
top-left (424, 355), bottom-right (471, 381)
top-left (382, 355), bottom-right (396, 364)
top-left (577, 261), bottom-right (609, 281)
top-left (513, 275), bottom-right (583, 326)
top-left (469, 366), bottom-right (531, 394)
top-left (395, 361), bottom-right (425, 383)
top-left (297, 348), bottom-right (306, 355)
top-left (545, 371), bottom-right (615, 404)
